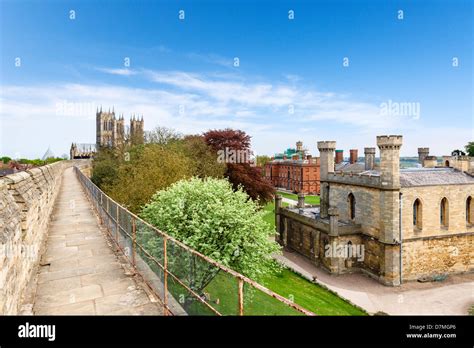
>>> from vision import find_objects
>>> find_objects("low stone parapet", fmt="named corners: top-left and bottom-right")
top-left (0, 159), bottom-right (90, 314)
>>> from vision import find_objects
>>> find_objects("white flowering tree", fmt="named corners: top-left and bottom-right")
top-left (140, 177), bottom-right (281, 308)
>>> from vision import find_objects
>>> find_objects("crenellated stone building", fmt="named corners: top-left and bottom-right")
top-left (276, 135), bottom-right (474, 286)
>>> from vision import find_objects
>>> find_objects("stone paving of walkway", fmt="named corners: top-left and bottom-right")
top-left (276, 249), bottom-right (474, 315)
top-left (30, 167), bottom-right (163, 315)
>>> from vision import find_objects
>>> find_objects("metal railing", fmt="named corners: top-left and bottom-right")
top-left (74, 167), bottom-right (315, 316)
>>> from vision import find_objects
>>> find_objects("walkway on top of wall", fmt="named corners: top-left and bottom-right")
top-left (22, 167), bottom-right (163, 315)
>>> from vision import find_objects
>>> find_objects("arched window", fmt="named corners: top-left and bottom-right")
top-left (348, 193), bottom-right (356, 220)
top-left (445, 160), bottom-right (450, 167)
top-left (413, 199), bottom-right (422, 229)
top-left (467, 196), bottom-right (473, 224)
top-left (440, 197), bottom-right (449, 227)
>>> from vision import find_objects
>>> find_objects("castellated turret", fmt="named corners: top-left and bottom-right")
top-left (377, 135), bottom-right (403, 188)
top-left (376, 135), bottom-right (402, 249)
top-left (296, 141), bottom-right (303, 152)
top-left (418, 147), bottom-right (429, 165)
top-left (317, 141), bottom-right (336, 181)
top-left (317, 140), bottom-right (336, 219)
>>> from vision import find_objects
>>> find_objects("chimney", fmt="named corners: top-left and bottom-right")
top-left (335, 150), bottom-right (343, 164)
top-left (292, 154), bottom-right (299, 161)
top-left (418, 148), bottom-right (429, 164)
top-left (349, 149), bottom-right (358, 164)
top-left (364, 147), bottom-right (376, 170)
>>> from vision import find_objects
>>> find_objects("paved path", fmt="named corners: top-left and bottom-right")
top-left (30, 168), bottom-right (163, 315)
top-left (281, 197), bottom-right (297, 206)
top-left (276, 250), bottom-right (474, 315)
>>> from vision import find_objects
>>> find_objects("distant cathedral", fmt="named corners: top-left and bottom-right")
top-left (70, 107), bottom-right (145, 159)
top-left (96, 107), bottom-right (144, 148)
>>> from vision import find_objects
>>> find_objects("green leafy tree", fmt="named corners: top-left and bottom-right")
top-left (91, 148), bottom-right (120, 188)
top-left (1, 156), bottom-right (12, 164)
top-left (465, 142), bottom-right (474, 157)
top-left (105, 144), bottom-right (193, 213)
top-left (140, 177), bottom-right (281, 307)
top-left (145, 126), bottom-right (183, 145)
top-left (173, 135), bottom-right (226, 179)
top-left (256, 155), bottom-right (271, 168)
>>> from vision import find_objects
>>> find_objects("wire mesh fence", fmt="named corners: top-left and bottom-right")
top-left (74, 166), bottom-right (314, 316)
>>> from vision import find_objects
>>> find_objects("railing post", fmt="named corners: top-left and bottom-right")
top-left (238, 278), bottom-right (244, 316)
top-left (132, 217), bottom-right (136, 267)
top-left (163, 236), bottom-right (168, 316)
top-left (106, 196), bottom-right (109, 229)
top-left (99, 193), bottom-right (103, 224)
top-left (116, 204), bottom-right (119, 242)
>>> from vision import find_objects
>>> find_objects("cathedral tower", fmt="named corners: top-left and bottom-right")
top-left (96, 108), bottom-right (144, 148)
top-left (130, 115), bottom-right (144, 145)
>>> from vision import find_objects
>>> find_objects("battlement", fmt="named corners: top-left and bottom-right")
top-left (327, 171), bottom-right (383, 188)
top-left (376, 135), bottom-right (403, 149)
top-left (418, 147), bottom-right (429, 154)
top-left (317, 141), bottom-right (336, 152)
top-left (364, 147), bottom-right (376, 155)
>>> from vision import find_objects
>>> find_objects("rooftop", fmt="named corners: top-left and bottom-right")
top-left (400, 167), bottom-right (474, 187)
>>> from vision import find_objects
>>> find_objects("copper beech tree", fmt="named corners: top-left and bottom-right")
top-left (204, 128), bottom-right (275, 204)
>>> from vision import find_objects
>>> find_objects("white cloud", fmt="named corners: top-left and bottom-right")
top-left (95, 67), bottom-right (137, 76)
top-left (186, 53), bottom-right (234, 68)
top-left (1, 70), bottom-right (470, 158)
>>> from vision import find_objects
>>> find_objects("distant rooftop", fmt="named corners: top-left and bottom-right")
top-left (74, 143), bottom-right (97, 152)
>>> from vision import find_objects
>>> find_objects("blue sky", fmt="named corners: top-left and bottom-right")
top-left (0, 0), bottom-right (472, 158)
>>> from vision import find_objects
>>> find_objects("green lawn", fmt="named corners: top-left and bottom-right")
top-left (276, 191), bottom-right (320, 205)
top-left (276, 191), bottom-right (298, 200)
top-left (182, 268), bottom-right (367, 316)
top-left (304, 195), bottom-right (320, 205)
top-left (262, 201), bottom-right (288, 230)
top-left (261, 269), bottom-right (367, 315)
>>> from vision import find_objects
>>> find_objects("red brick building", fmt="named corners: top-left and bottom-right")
top-left (264, 142), bottom-right (321, 194)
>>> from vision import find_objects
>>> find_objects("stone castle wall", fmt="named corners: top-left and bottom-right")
top-left (329, 183), bottom-right (382, 239)
top-left (278, 182), bottom-right (473, 284)
top-left (0, 159), bottom-right (90, 314)
top-left (402, 234), bottom-right (473, 280)
top-left (401, 185), bottom-right (474, 239)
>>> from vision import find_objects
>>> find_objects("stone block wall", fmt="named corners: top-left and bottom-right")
top-left (402, 234), bottom-right (473, 280)
top-left (329, 183), bottom-right (382, 239)
top-left (401, 185), bottom-right (474, 239)
top-left (0, 160), bottom-right (87, 314)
